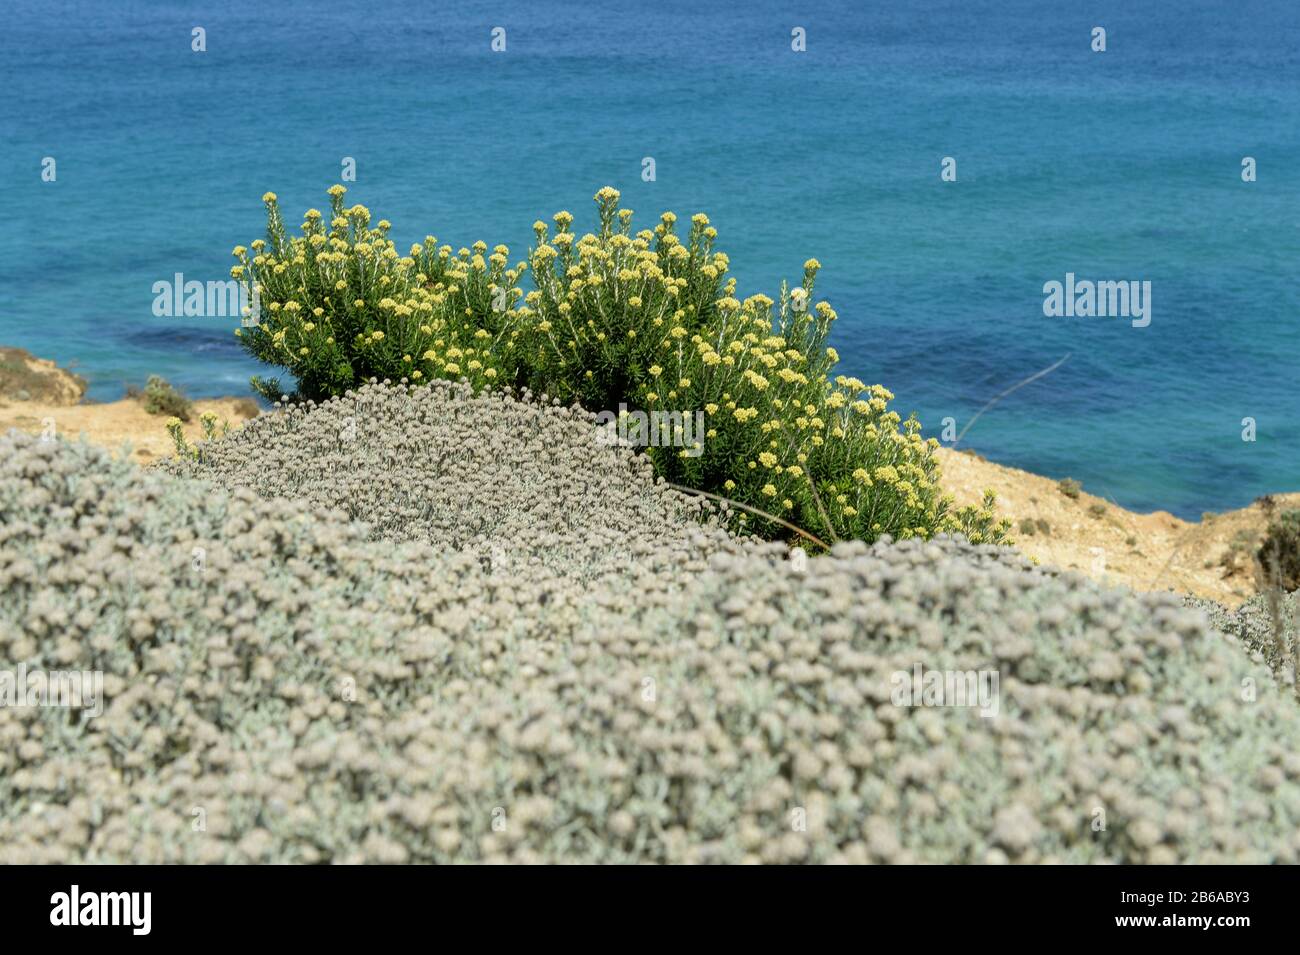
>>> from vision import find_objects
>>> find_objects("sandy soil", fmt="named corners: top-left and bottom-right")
top-left (0, 346), bottom-right (260, 465)
top-left (936, 446), bottom-right (1296, 608)
top-left (0, 395), bottom-right (262, 465)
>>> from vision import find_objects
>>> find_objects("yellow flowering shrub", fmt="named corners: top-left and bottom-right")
top-left (236, 186), bottom-right (526, 399)
top-left (236, 185), bottom-right (1009, 546)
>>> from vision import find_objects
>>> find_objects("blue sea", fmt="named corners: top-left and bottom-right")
top-left (3, 0), bottom-right (1297, 518)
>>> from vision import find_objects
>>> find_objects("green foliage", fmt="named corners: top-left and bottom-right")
top-left (233, 185), bottom-right (1009, 546)
top-left (163, 411), bottom-right (231, 462)
top-left (1057, 477), bottom-right (1082, 500)
top-left (1016, 516), bottom-right (1053, 538)
top-left (140, 374), bottom-right (193, 421)
top-left (1257, 509), bottom-right (1300, 593)
top-left (163, 416), bottom-right (196, 460)
top-left (164, 411), bottom-right (234, 463)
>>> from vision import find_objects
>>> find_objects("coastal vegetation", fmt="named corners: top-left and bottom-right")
top-left (134, 374), bottom-right (193, 421)
top-left (1258, 507), bottom-right (1300, 594)
top-left (233, 185), bottom-right (1008, 547)
top-left (5, 389), bottom-right (1299, 863)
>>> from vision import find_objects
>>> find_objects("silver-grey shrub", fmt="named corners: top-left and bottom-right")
top-left (1189, 593), bottom-right (1298, 689)
top-left (3, 386), bottom-right (1300, 863)
top-left (162, 378), bottom-right (743, 584)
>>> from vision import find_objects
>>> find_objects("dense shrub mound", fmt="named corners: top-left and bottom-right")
top-left (162, 379), bottom-right (740, 582)
top-left (231, 186), bottom-right (1007, 547)
top-left (3, 393), bottom-right (1300, 863)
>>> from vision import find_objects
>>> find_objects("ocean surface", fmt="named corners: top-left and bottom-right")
top-left (2, 0), bottom-right (1297, 518)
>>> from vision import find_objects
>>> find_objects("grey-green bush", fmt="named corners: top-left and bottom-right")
top-left (139, 374), bottom-right (193, 421)
top-left (1257, 509), bottom-right (1300, 593)
top-left (1189, 592), bottom-right (1298, 689)
top-left (3, 386), bottom-right (1300, 863)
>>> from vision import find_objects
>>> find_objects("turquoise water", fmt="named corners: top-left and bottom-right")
top-left (2, 0), bottom-right (1297, 517)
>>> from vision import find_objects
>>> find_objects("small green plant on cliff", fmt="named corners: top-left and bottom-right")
top-left (232, 185), bottom-right (1009, 547)
top-left (165, 411), bottom-right (233, 461)
top-left (164, 417), bottom-right (196, 460)
top-left (138, 375), bottom-right (193, 421)
top-left (1257, 509), bottom-right (1300, 594)
top-left (1248, 506), bottom-right (1300, 702)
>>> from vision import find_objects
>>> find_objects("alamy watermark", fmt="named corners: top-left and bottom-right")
top-left (890, 663), bottom-right (1000, 718)
top-left (50, 885), bottom-right (150, 935)
top-left (1043, 272), bottom-right (1150, 327)
top-left (595, 404), bottom-right (705, 457)
top-left (0, 665), bottom-right (104, 718)
top-left (152, 273), bottom-right (261, 324)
